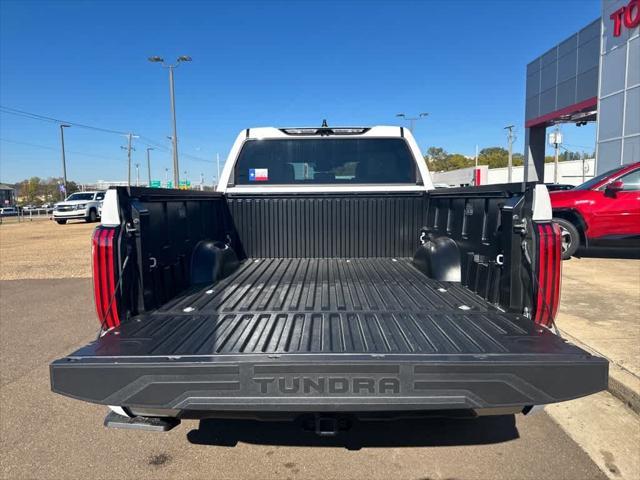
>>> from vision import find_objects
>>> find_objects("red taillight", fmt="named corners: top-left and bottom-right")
top-left (92, 227), bottom-right (120, 328)
top-left (533, 222), bottom-right (562, 326)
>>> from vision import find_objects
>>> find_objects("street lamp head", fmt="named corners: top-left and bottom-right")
top-left (60, 124), bottom-right (71, 128)
top-left (419, 113), bottom-right (429, 118)
top-left (147, 147), bottom-right (154, 152)
top-left (177, 56), bottom-right (192, 62)
top-left (148, 56), bottom-right (164, 63)
top-left (396, 113), bottom-right (406, 118)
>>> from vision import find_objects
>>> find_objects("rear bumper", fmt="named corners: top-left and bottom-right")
top-left (50, 353), bottom-right (608, 413)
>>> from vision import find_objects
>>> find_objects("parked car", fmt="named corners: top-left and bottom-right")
top-left (52, 191), bottom-right (105, 224)
top-left (551, 161), bottom-right (640, 259)
top-left (41, 203), bottom-right (55, 214)
top-left (0, 206), bottom-right (18, 216)
top-left (50, 125), bottom-right (607, 434)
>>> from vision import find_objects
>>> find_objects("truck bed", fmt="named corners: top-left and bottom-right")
top-left (51, 258), bottom-right (607, 412)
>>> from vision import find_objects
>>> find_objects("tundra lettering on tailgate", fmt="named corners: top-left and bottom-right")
top-left (253, 376), bottom-right (401, 395)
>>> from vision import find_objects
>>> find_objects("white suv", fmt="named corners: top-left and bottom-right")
top-left (53, 191), bottom-right (105, 224)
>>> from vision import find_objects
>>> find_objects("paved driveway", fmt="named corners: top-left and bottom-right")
top-left (0, 278), bottom-right (607, 480)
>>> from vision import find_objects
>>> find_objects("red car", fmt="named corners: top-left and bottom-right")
top-left (550, 161), bottom-right (640, 259)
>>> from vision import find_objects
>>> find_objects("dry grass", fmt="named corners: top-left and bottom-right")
top-left (0, 219), bottom-right (95, 280)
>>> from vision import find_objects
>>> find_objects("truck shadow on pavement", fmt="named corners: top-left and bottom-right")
top-left (187, 415), bottom-right (519, 449)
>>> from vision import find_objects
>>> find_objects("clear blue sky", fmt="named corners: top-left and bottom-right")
top-left (0, 0), bottom-right (600, 184)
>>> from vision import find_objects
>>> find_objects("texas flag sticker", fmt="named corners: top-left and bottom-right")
top-left (249, 168), bottom-right (269, 181)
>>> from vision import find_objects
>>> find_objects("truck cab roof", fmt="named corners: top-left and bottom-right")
top-left (218, 125), bottom-right (433, 193)
top-left (245, 125), bottom-right (406, 139)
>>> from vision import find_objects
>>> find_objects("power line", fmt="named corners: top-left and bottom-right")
top-left (0, 106), bottom-right (129, 135)
top-left (138, 136), bottom-right (171, 152)
top-left (182, 152), bottom-right (214, 163)
top-left (1, 105), bottom-right (214, 163)
top-left (0, 138), bottom-right (122, 161)
top-left (138, 136), bottom-right (212, 163)
top-left (561, 143), bottom-right (595, 151)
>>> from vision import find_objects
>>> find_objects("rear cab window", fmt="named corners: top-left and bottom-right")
top-left (233, 138), bottom-right (419, 185)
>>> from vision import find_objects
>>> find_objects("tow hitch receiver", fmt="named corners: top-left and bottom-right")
top-left (104, 411), bottom-right (180, 432)
top-left (303, 414), bottom-right (351, 437)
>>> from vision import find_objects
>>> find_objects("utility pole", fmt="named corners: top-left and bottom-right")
top-left (135, 163), bottom-right (140, 186)
top-left (146, 147), bottom-right (154, 186)
top-left (396, 112), bottom-right (429, 133)
top-left (504, 125), bottom-right (515, 183)
top-left (216, 153), bottom-right (221, 184)
top-left (475, 144), bottom-right (479, 167)
top-left (121, 133), bottom-right (137, 186)
top-left (148, 55), bottom-right (192, 187)
top-left (200, 172), bottom-right (205, 191)
top-left (549, 127), bottom-right (563, 184)
top-left (59, 124), bottom-right (71, 195)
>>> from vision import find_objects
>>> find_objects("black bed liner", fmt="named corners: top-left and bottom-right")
top-left (50, 258), bottom-right (607, 412)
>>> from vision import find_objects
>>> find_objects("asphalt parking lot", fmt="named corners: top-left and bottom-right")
top-left (0, 220), bottom-right (637, 480)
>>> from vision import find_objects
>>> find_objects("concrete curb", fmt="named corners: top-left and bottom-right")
top-left (560, 330), bottom-right (640, 415)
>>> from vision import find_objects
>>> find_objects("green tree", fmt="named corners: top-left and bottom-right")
top-left (426, 147), bottom-right (447, 162)
top-left (14, 176), bottom-right (82, 203)
top-left (425, 147), bottom-right (476, 172)
top-left (66, 180), bottom-right (80, 196)
top-left (24, 177), bottom-right (41, 204)
top-left (446, 154), bottom-right (474, 170)
top-left (477, 147), bottom-right (509, 168)
top-left (424, 147), bottom-right (449, 172)
top-left (544, 149), bottom-right (591, 163)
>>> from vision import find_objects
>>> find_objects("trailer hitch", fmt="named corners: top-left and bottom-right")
top-left (301, 414), bottom-right (352, 437)
top-left (104, 410), bottom-right (180, 432)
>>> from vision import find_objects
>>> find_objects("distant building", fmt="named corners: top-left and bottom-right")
top-left (432, 158), bottom-right (596, 187)
top-left (0, 184), bottom-right (16, 207)
top-left (525, 0), bottom-right (639, 179)
top-left (95, 180), bottom-right (135, 190)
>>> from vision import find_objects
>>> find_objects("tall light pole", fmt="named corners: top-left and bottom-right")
top-left (396, 112), bottom-right (429, 132)
top-left (59, 124), bottom-right (71, 195)
top-left (146, 147), bottom-right (154, 186)
top-left (148, 55), bottom-right (192, 188)
top-left (504, 125), bottom-right (515, 183)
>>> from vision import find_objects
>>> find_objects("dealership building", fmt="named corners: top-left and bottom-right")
top-left (524, 0), bottom-right (639, 181)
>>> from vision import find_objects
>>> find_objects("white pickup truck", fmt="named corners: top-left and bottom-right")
top-left (53, 191), bottom-right (105, 224)
top-left (50, 125), bottom-right (607, 434)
